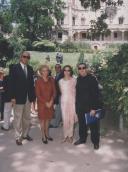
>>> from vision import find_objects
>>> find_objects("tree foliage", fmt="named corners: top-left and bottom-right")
top-left (93, 44), bottom-right (128, 127)
top-left (80, 0), bottom-right (123, 39)
top-left (80, 0), bottom-right (123, 11)
top-left (87, 13), bottom-right (110, 40)
top-left (0, 0), bottom-right (12, 34)
top-left (10, 0), bottom-right (65, 41)
top-left (0, 33), bottom-right (14, 67)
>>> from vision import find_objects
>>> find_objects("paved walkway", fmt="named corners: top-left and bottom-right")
top-left (0, 118), bottom-right (128, 172)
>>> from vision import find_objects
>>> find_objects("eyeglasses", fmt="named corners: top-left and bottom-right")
top-left (64, 69), bottom-right (71, 72)
top-left (22, 55), bottom-right (30, 59)
top-left (78, 67), bottom-right (86, 70)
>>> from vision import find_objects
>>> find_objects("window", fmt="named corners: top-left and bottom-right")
top-left (57, 19), bottom-right (64, 25)
top-left (61, 19), bottom-right (64, 25)
top-left (119, 17), bottom-right (124, 24)
top-left (114, 32), bottom-right (118, 38)
top-left (58, 32), bottom-right (62, 40)
top-left (72, 17), bottom-right (75, 26)
top-left (81, 18), bottom-right (85, 25)
top-left (81, 33), bottom-right (86, 39)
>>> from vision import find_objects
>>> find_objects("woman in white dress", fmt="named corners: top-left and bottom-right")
top-left (59, 65), bottom-right (77, 143)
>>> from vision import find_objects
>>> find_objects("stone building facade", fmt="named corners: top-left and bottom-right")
top-left (53, 0), bottom-right (128, 44)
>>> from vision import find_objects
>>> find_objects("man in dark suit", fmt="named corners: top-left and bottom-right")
top-left (10, 51), bottom-right (36, 145)
top-left (74, 63), bottom-right (102, 150)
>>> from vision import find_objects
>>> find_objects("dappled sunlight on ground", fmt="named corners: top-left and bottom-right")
top-left (0, 119), bottom-right (128, 172)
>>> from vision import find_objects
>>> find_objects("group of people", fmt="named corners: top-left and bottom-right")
top-left (0, 51), bottom-right (103, 150)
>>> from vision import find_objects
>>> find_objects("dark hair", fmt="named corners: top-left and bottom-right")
top-left (55, 64), bottom-right (61, 68)
top-left (77, 63), bottom-right (87, 68)
top-left (62, 65), bottom-right (73, 77)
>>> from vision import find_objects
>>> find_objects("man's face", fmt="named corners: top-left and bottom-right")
top-left (20, 52), bottom-right (30, 65)
top-left (78, 64), bottom-right (87, 76)
top-left (55, 65), bottom-right (61, 73)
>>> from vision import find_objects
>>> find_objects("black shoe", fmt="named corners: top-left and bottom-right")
top-left (23, 135), bottom-right (33, 141)
top-left (42, 138), bottom-right (48, 144)
top-left (94, 144), bottom-right (99, 150)
top-left (74, 139), bottom-right (86, 146)
top-left (1, 126), bottom-right (9, 131)
top-left (46, 136), bottom-right (53, 141)
top-left (16, 139), bottom-right (23, 146)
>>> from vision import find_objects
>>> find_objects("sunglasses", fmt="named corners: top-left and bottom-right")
top-left (78, 67), bottom-right (86, 70)
top-left (22, 55), bottom-right (30, 59)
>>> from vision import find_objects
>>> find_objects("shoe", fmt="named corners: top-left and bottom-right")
top-left (42, 138), bottom-right (48, 144)
top-left (46, 136), bottom-right (53, 141)
top-left (1, 126), bottom-right (9, 131)
top-left (61, 137), bottom-right (68, 143)
top-left (23, 135), bottom-right (33, 141)
top-left (16, 139), bottom-right (22, 146)
top-left (68, 137), bottom-right (73, 143)
top-left (94, 144), bottom-right (99, 150)
top-left (74, 139), bottom-right (86, 146)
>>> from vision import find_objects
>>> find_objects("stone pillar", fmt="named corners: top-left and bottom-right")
top-left (68, 1), bottom-right (73, 41)
top-left (122, 31), bottom-right (125, 41)
top-left (78, 32), bottom-right (81, 41)
top-left (111, 31), bottom-right (114, 41)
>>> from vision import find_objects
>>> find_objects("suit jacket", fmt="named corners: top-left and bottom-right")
top-left (54, 72), bottom-right (63, 104)
top-left (76, 74), bottom-right (103, 114)
top-left (10, 63), bottom-right (36, 104)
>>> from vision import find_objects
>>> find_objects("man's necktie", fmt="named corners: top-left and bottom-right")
top-left (24, 65), bottom-right (27, 78)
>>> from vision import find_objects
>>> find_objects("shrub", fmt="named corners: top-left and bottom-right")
top-left (20, 38), bottom-right (32, 50)
top-left (93, 44), bottom-right (128, 128)
top-left (8, 36), bottom-right (26, 59)
top-left (78, 52), bottom-right (84, 64)
top-left (59, 40), bottom-right (78, 53)
top-left (0, 34), bottom-right (14, 67)
top-left (32, 40), bottom-right (56, 52)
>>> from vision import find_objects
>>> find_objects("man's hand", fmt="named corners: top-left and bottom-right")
top-left (90, 110), bottom-right (96, 116)
top-left (46, 100), bottom-right (53, 108)
top-left (11, 99), bottom-right (16, 105)
top-left (46, 102), bottom-right (51, 108)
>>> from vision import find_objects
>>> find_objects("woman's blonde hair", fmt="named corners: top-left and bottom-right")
top-left (38, 65), bottom-right (50, 75)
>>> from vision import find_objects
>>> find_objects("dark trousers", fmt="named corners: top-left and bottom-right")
top-left (0, 94), bottom-right (4, 120)
top-left (77, 112), bottom-right (100, 145)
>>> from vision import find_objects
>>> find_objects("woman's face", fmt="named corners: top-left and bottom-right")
top-left (41, 67), bottom-right (49, 77)
top-left (64, 67), bottom-right (71, 77)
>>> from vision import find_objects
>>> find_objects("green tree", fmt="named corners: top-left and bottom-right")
top-left (0, 33), bottom-right (14, 67)
top-left (78, 52), bottom-right (85, 64)
top-left (87, 14), bottom-right (110, 40)
top-left (80, 0), bottom-right (123, 39)
top-left (0, 0), bottom-right (12, 34)
top-left (10, 0), bottom-right (65, 41)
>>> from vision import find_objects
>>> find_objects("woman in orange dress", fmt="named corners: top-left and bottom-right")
top-left (35, 65), bottom-right (56, 144)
